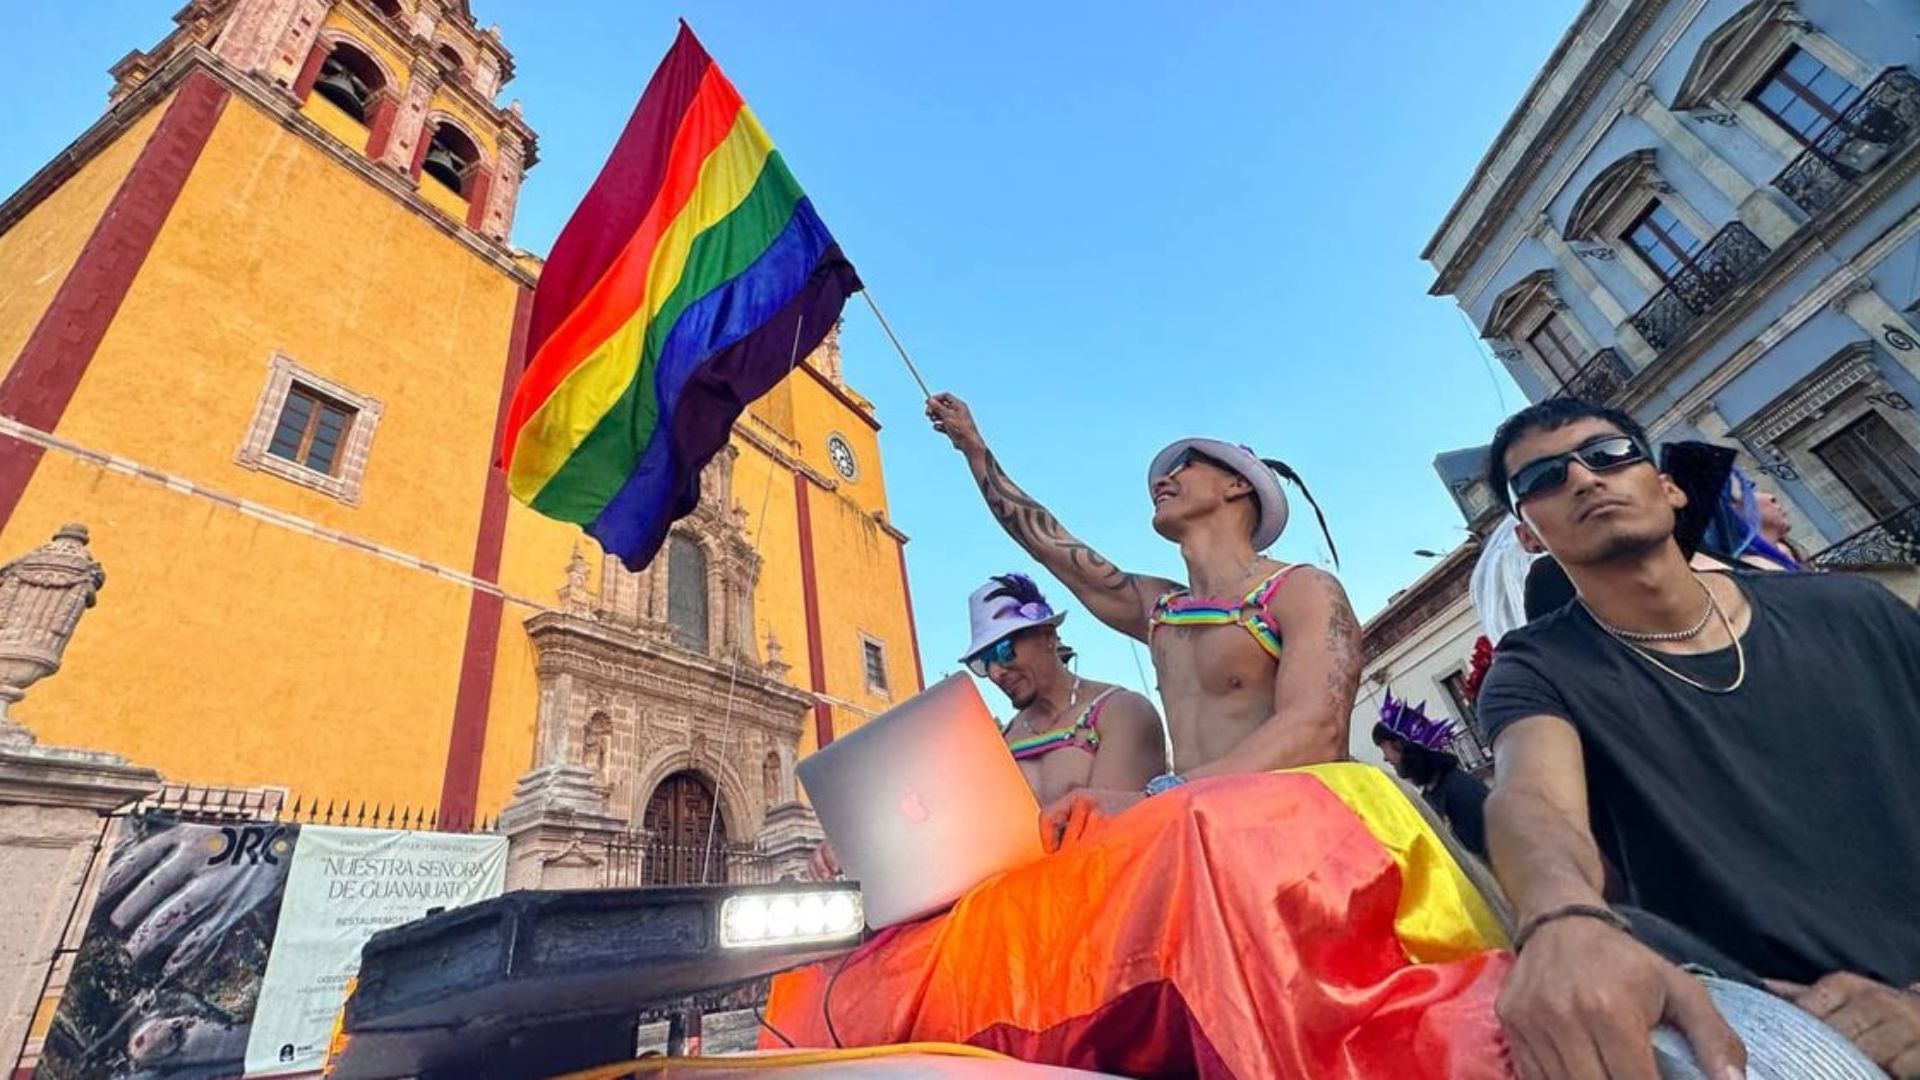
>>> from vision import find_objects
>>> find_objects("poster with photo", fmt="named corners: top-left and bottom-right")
top-left (36, 815), bottom-right (504, 1080)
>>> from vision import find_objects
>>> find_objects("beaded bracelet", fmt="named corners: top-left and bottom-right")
top-left (1512, 903), bottom-right (1631, 953)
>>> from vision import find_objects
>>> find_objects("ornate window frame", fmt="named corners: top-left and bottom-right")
top-left (236, 353), bottom-right (384, 505)
top-left (1484, 269), bottom-right (1601, 390)
top-left (1674, 0), bottom-right (1876, 161)
top-left (1732, 340), bottom-right (1920, 531)
top-left (1564, 149), bottom-right (1717, 295)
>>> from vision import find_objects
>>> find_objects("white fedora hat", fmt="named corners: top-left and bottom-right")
top-left (959, 573), bottom-right (1067, 662)
top-left (1148, 438), bottom-right (1291, 550)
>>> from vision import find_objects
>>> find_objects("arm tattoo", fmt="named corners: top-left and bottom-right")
top-left (978, 450), bottom-right (1141, 601)
top-left (1321, 583), bottom-right (1363, 713)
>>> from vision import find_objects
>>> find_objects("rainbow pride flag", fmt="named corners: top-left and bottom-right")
top-left (501, 23), bottom-right (861, 568)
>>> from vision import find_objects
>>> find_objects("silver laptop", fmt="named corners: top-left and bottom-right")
top-left (797, 673), bottom-right (1043, 928)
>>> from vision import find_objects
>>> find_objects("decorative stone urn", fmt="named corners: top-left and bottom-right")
top-left (0, 525), bottom-right (105, 741)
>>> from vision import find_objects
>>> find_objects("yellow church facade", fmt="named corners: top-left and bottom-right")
top-left (0, 0), bottom-right (921, 843)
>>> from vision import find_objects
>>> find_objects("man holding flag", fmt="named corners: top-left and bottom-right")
top-left (497, 22), bottom-right (1511, 1079)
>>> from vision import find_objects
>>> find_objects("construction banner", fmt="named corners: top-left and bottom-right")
top-left (243, 826), bottom-right (504, 1075)
top-left (35, 814), bottom-right (504, 1079)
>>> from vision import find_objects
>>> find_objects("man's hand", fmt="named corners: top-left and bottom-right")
top-left (1497, 916), bottom-right (1746, 1080)
top-left (805, 842), bottom-right (842, 882)
top-left (1772, 972), bottom-right (1920, 1077)
top-left (925, 392), bottom-right (984, 456)
top-left (1038, 788), bottom-right (1143, 852)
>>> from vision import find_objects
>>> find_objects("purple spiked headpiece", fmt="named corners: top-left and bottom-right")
top-left (1373, 692), bottom-right (1458, 752)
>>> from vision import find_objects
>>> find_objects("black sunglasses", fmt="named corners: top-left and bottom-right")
top-left (1508, 435), bottom-right (1651, 504)
top-left (1156, 447), bottom-right (1231, 480)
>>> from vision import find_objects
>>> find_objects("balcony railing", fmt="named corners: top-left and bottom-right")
top-left (1628, 223), bottom-right (1771, 352)
top-left (1809, 502), bottom-right (1920, 570)
top-left (1773, 68), bottom-right (1920, 217)
top-left (1553, 347), bottom-right (1634, 404)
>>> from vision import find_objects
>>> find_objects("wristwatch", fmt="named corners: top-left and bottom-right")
top-left (1144, 772), bottom-right (1188, 797)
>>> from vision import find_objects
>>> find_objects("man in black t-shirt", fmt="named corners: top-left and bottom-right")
top-left (1475, 398), bottom-right (1920, 1080)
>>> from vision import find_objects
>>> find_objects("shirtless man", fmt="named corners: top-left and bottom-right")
top-left (958, 572), bottom-right (1166, 803)
top-left (925, 392), bottom-right (1363, 829)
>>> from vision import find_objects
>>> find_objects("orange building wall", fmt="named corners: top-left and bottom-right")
top-left (2, 66), bottom-right (922, 823)
top-left (0, 104), bottom-right (165, 380)
top-left (0, 92), bottom-right (524, 808)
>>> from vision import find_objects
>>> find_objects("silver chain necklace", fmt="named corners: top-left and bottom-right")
top-left (1583, 577), bottom-right (1716, 642)
top-left (1585, 578), bottom-right (1748, 695)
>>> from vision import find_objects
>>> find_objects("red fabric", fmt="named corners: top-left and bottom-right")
top-left (766, 773), bottom-right (1513, 1079)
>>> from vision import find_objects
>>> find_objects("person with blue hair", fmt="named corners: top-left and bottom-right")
top-left (1699, 467), bottom-right (1804, 572)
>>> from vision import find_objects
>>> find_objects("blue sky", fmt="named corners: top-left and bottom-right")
top-left (3, 2), bottom-right (1575, 698)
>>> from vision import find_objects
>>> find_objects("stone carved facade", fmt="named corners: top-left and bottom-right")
top-left (0, 525), bottom-right (105, 737)
top-left (502, 449), bottom-right (820, 888)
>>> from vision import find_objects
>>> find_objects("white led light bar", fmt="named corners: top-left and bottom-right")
top-left (719, 888), bottom-right (864, 949)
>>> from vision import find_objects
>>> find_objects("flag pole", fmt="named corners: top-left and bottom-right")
top-left (859, 290), bottom-right (933, 399)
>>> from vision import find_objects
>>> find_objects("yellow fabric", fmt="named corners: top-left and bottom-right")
top-left (1296, 762), bottom-right (1509, 962)
top-left (549, 1042), bottom-right (1011, 1079)
top-left (508, 106), bottom-right (776, 497)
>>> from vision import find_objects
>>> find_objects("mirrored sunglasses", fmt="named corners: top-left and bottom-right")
top-left (965, 635), bottom-right (1018, 677)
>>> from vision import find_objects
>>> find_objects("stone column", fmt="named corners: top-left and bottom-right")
top-left (211, 0), bottom-right (301, 76)
top-left (0, 523), bottom-right (164, 1068)
top-left (376, 65), bottom-right (441, 176)
top-left (474, 52), bottom-right (503, 101)
top-left (479, 129), bottom-right (526, 243)
top-left (1627, 83), bottom-right (1800, 248)
top-left (498, 660), bottom-right (628, 891)
top-left (0, 745), bottom-right (162, 1072)
top-left (1534, 216), bottom-right (1659, 369)
top-left (754, 801), bottom-right (824, 883)
top-left (496, 766), bottom-right (629, 891)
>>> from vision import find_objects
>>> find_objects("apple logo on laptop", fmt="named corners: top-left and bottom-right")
top-left (898, 788), bottom-right (930, 824)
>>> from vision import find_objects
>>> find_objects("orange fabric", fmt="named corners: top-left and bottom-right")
top-left (764, 772), bottom-right (1514, 1079)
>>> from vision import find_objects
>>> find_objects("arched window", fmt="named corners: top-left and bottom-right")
top-left (666, 535), bottom-right (710, 654)
top-left (644, 771), bottom-right (727, 885)
top-left (436, 43), bottom-right (466, 78)
top-left (367, 0), bottom-right (402, 18)
top-left (312, 43), bottom-right (385, 122)
top-left (421, 122), bottom-right (481, 196)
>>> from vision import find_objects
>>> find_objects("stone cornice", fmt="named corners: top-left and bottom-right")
top-left (1731, 341), bottom-right (1878, 445)
top-left (1425, 0), bottom-right (1666, 294)
top-left (525, 611), bottom-right (813, 736)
